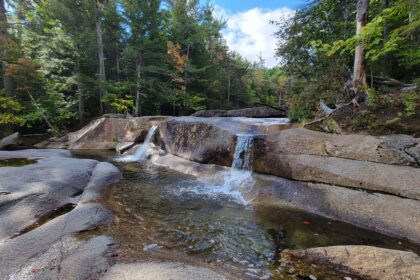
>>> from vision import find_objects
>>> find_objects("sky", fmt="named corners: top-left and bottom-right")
top-left (208, 1), bottom-right (306, 68)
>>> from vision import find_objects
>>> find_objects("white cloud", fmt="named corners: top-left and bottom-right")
top-left (215, 6), bottom-right (294, 68)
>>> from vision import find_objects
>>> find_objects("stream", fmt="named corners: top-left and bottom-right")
top-left (74, 149), bottom-right (420, 280)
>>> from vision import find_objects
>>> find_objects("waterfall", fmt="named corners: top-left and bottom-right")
top-left (116, 125), bottom-right (158, 162)
top-left (216, 135), bottom-right (255, 204)
top-left (232, 135), bottom-right (254, 170)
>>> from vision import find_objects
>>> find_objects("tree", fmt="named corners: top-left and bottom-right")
top-left (93, 0), bottom-right (107, 113)
top-left (0, 0), bottom-right (13, 96)
top-left (352, 0), bottom-right (369, 103)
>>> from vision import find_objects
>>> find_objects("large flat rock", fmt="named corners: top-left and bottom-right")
top-left (101, 262), bottom-right (227, 280)
top-left (257, 178), bottom-right (420, 243)
top-left (158, 117), bottom-right (289, 166)
top-left (0, 149), bottom-right (97, 241)
top-left (0, 149), bottom-right (121, 279)
top-left (254, 153), bottom-right (420, 200)
top-left (286, 245), bottom-right (420, 280)
top-left (37, 117), bottom-right (129, 150)
top-left (254, 128), bottom-right (420, 167)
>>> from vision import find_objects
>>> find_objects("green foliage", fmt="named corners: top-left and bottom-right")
top-left (367, 88), bottom-right (379, 110)
top-left (288, 106), bottom-right (313, 122)
top-left (400, 91), bottom-right (419, 116)
top-left (321, 119), bottom-right (342, 134)
top-left (0, 93), bottom-right (25, 125)
top-left (352, 110), bottom-right (378, 130)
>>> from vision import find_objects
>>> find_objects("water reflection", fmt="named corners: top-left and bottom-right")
top-left (73, 151), bottom-right (420, 279)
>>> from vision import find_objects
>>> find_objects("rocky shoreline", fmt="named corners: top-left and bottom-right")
top-left (2, 115), bottom-right (420, 279)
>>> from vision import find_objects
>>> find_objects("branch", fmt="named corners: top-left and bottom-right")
top-left (305, 101), bottom-right (353, 127)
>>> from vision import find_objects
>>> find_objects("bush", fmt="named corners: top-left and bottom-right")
top-left (288, 106), bottom-right (313, 122)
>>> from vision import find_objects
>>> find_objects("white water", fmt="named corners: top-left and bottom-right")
top-left (214, 135), bottom-right (255, 204)
top-left (116, 125), bottom-right (158, 162)
top-left (232, 135), bottom-right (254, 170)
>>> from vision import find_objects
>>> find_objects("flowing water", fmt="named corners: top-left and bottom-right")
top-left (115, 125), bottom-right (159, 162)
top-left (74, 150), bottom-right (420, 279)
top-left (232, 135), bottom-right (254, 170)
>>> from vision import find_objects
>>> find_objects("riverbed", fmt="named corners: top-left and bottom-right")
top-left (73, 150), bottom-right (420, 279)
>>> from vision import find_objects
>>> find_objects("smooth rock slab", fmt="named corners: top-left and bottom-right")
top-left (0, 149), bottom-right (121, 279)
top-left (158, 117), bottom-right (289, 166)
top-left (287, 245), bottom-right (420, 280)
top-left (254, 153), bottom-right (420, 200)
top-left (101, 262), bottom-right (226, 280)
top-left (36, 117), bottom-right (128, 150)
top-left (257, 179), bottom-right (420, 243)
top-left (0, 149), bottom-right (97, 241)
top-left (254, 128), bottom-right (420, 167)
top-left (0, 132), bottom-right (20, 150)
top-left (0, 203), bottom-right (115, 278)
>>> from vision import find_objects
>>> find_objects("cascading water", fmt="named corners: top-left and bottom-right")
top-left (216, 135), bottom-right (255, 204)
top-left (116, 125), bottom-right (158, 162)
top-left (232, 135), bottom-right (254, 170)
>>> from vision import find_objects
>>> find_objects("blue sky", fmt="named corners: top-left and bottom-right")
top-left (208, 1), bottom-right (304, 67)
top-left (210, 0), bottom-right (306, 12)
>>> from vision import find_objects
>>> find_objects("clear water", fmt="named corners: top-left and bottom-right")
top-left (73, 151), bottom-right (420, 279)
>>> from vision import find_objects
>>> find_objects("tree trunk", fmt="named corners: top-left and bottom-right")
top-left (353, 0), bottom-right (369, 89)
top-left (183, 44), bottom-right (190, 113)
top-left (135, 59), bottom-right (141, 117)
top-left (27, 91), bottom-right (55, 132)
top-left (227, 74), bottom-right (231, 104)
top-left (116, 42), bottom-right (120, 82)
top-left (93, 0), bottom-right (106, 114)
top-left (76, 58), bottom-right (85, 124)
top-left (0, 0), bottom-right (13, 96)
top-left (381, 0), bottom-right (389, 76)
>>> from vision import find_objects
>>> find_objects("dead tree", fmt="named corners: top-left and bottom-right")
top-left (351, 0), bottom-right (369, 106)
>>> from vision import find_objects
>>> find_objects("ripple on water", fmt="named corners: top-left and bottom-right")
top-left (73, 152), bottom-right (420, 279)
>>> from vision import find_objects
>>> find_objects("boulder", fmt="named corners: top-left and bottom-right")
top-left (0, 132), bottom-right (20, 150)
top-left (158, 117), bottom-right (289, 166)
top-left (0, 204), bottom-right (115, 278)
top-left (36, 117), bottom-right (128, 150)
top-left (0, 149), bottom-right (96, 241)
top-left (286, 246), bottom-right (420, 280)
top-left (253, 153), bottom-right (420, 200)
top-left (192, 106), bottom-right (287, 118)
top-left (254, 128), bottom-right (420, 167)
top-left (36, 235), bottom-right (116, 280)
top-left (0, 149), bottom-right (121, 278)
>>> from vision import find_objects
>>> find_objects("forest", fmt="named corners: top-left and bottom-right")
top-left (0, 0), bottom-right (419, 136)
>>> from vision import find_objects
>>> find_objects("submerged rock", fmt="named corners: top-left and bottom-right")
top-left (285, 245), bottom-right (420, 280)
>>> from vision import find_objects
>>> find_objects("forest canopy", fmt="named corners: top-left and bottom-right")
top-left (0, 0), bottom-right (419, 136)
